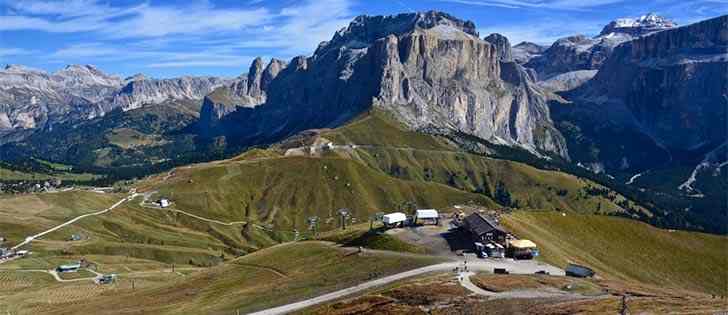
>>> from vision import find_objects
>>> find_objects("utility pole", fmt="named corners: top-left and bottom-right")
top-left (338, 208), bottom-right (350, 230)
top-left (307, 216), bottom-right (319, 238)
top-left (620, 294), bottom-right (630, 315)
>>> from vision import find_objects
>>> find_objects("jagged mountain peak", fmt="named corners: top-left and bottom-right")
top-left (2, 64), bottom-right (47, 74)
top-left (484, 33), bottom-right (513, 61)
top-left (317, 11), bottom-right (478, 57)
top-left (54, 64), bottom-right (122, 87)
top-left (599, 12), bottom-right (676, 37)
top-left (347, 10), bottom-right (477, 35)
top-left (62, 64), bottom-right (98, 71)
top-left (124, 73), bottom-right (147, 82)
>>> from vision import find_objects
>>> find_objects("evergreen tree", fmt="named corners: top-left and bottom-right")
top-left (494, 181), bottom-right (512, 207)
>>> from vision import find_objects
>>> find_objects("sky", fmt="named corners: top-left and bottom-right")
top-left (0, 0), bottom-right (726, 78)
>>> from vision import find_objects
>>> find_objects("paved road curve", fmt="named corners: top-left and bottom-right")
top-left (248, 259), bottom-right (563, 315)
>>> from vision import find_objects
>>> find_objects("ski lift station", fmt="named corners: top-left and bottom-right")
top-left (382, 212), bottom-right (407, 227)
top-left (159, 198), bottom-right (171, 208)
top-left (414, 209), bottom-right (440, 225)
top-left (56, 263), bottom-right (81, 273)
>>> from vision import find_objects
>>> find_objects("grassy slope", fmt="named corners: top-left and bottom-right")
top-left (322, 110), bottom-right (452, 150)
top-left (0, 190), bottom-right (253, 267)
top-left (325, 111), bottom-right (644, 214)
top-left (502, 211), bottom-right (728, 295)
top-left (0, 191), bottom-right (122, 242)
top-left (323, 227), bottom-right (428, 254)
top-left (158, 156), bottom-right (492, 233)
top-left (20, 242), bottom-right (443, 315)
top-left (149, 110), bottom-right (648, 250)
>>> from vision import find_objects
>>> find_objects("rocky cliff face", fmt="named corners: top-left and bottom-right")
top-left (484, 33), bottom-right (513, 61)
top-left (111, 75), bottom-right (229, 111)
top-left (552, 15), bottom-right (727, 173)
top-left (526, 13), bottom-right (676, 80)
top-left (0, 64), bottom-right (229, 140)
top-left (512, 41), bottom-right (546, 64)
top-left (198, 58), bottom-right (287, 137)
top-left (0, 65), bottom-right (118, 132)
top-left (204, 11), bottom-right (568, 157)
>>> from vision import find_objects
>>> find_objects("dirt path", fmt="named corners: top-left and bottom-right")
top-left (11, 192), bottom-right (139, 250)
top-left (3, 266), bottom-right (206, 283)
top-left (457, 271), bottom-right (588, 300)
top-left (139, 191), bottom-right (248, 226)
top-left (234, 263), bottom-right (289, 278)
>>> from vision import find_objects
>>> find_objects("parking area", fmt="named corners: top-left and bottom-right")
top-left (385, 219), bottom-right (475, 257)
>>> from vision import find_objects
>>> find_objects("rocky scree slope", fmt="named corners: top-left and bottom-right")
top-left (202, 11), bottom-right (568, 158)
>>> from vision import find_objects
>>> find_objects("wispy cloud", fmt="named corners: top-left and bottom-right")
top-left (0, 47), bottom-right (33, 57)
top-left (441, 0), bottom-right (626, 10)
top-left (104, 5), bottom-right (273, 38)
top-left (2, 0), bottom-right (355, 74)
top-left (0, 1), bottom-right (272, 38)
top-left (478, 18), bottom-right (604, 44)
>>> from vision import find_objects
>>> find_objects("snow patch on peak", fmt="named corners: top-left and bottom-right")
top-left (599, 13), bottom-right (676, 37)
top-left (3, 64), bottom-right (47, 74)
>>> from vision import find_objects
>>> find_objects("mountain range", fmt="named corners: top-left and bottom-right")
top-left (0, 11), bottom-right (725, 233)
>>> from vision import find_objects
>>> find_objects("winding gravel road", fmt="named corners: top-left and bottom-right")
top-left (249, 258), bottom-right (564, 315)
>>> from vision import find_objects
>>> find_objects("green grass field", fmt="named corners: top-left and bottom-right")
top-left (321, 111), bottom-right (646, 215)
top-left (0, 191), bottom-right (122, 242)
top-left (12, 241), bottom-right (443, 315)
top-left (106, 128), bottom-right (167, 149)
top-left (0, 166), bottom-right (101, 181)
top-left (157, 156), bottom-right (492, 236)
top-left (322, 110), bottom-right (451, 150)
top-left (323, 227), bottom-right (427, 254)
top-left (502, 211), bottom-right (728, 295)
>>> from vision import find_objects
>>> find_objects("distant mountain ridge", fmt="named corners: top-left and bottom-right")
top-left (0, 64), bottom-right (230, 140)
top-left (524, 13), bottom-right (677, 80)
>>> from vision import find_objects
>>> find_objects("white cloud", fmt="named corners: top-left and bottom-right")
top-left (146, 58), bottom-right (256, 68)
top-left (478, 18), bottom-right (604, 44)
top-left (105, 5), bottom-right (273, 38)
top-left (2, 0), bottom-right (353, 59)
top-left (6, 0), bottom-right (119, 18)
top-left (441, 0), bottom-right (627, 10)
top-left (50, 43), bottom-right (124, 59)
top-left (0, 1), bottom-right (272, 38)
top-left (273, 0), bottom-right (353, 54)
top-left (0, 47), bottom-right (33, 57)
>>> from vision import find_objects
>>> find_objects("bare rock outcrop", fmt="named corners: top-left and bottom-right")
top-left (484, 33), bottom-right (513, 61)
top-left (526, 13), bottom-right (676, 80)
top-left (552, 15), bottom-right (727, 173)
top-left (203, 11), bottom-right (568, 157)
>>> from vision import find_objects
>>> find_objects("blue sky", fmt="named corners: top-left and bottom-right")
top-left (1, 0), bottom-right (726, 78)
